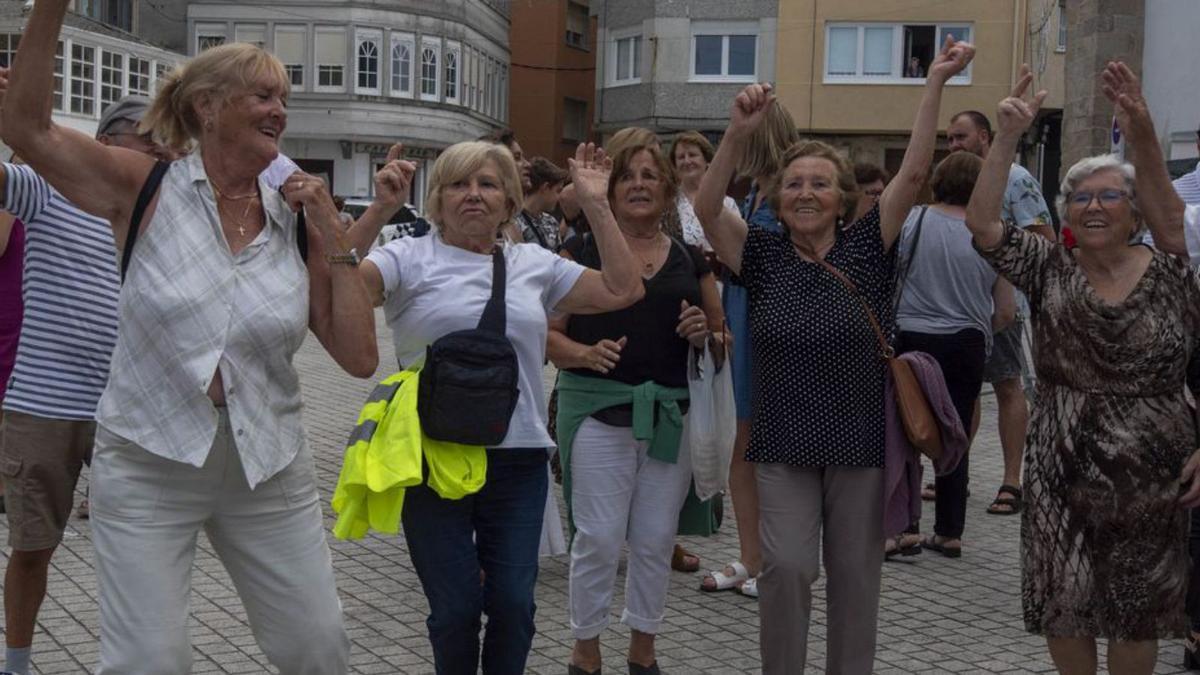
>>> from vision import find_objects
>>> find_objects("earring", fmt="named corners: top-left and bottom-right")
top-left (204, 118), bottom-right (214, 131)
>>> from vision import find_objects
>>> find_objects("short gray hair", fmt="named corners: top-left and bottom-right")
top-left (1055, 154), bottom-right (1138, 223)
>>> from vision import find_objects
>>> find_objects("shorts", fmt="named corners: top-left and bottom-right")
top-left (983, 320), bottom-right (1027, 384)
top-left (0, 411), bottom-right (94, 551)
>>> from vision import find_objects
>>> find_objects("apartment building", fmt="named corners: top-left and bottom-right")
top-left (509, 0), bottom-right (597, 168)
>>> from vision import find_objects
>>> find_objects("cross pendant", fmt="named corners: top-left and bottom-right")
top-left (238, 225), bottom-right (246, 237)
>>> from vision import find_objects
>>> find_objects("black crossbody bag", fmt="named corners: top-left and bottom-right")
top-left (417, 247), bottom-right (520, 446)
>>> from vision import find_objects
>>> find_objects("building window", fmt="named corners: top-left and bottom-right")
top-left (824, 22), bottom-right (972, 83)
top-left (610, 33), bottom-right (641, 85)
top-left (274, 26), bottom-right (306, 89)
top-left (461, 46), bottom-right (473, 108)
top-left (234, 24), bottom-right (266, 49)
top-left (444, 42), bottom-right (460, 104)
top-left (70, 43), bottom-right (96, 116)
top-left (390, 34), bottom-right (414, 97)
top-left (196, 24), bottom-right (227, 53)
top-left (420, 38), bottom-right (440, 101)
top-left (691, 22), bottom-right (757, 82)
top-left (53, 41), bottom-right (65, 112)
top-left (356, 30), bottom-right (382, 94)
top-left (1057, 0), bottom-right (1067, 51)
top-left (566, 1), bottom-right (588, 49)
top-left (563, 97), bottom-right (587, 142)
top-left (0, 34), bottom-right (18, 67)
top-left (499, 63), bottom-right (508, 123)
top-left (127, 55), bottom-right (150, 95)
top-left (79, 0), bottom-right (132, 32)
top-left (100, 50), bottom-right (124, 110)
top-left (315, 27), bottom-right (347, 91)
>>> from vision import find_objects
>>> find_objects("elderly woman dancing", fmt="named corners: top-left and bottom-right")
top-left (694, 36), bottom-right (975, 674)
top-left (3, 1), bottom-right (380, 672)
top-left (965, 65), bottom-right (1200, 675)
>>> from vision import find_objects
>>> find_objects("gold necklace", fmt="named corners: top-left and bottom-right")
top-left (209, 179), bottom-right (258, 202)
top-left (628, 232), bottom-right (666, 275)
top-left (216, 192), bottom-right (258, 239)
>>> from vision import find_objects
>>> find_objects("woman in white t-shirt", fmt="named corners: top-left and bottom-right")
top-left (360, 140), bottom-right (643, 675)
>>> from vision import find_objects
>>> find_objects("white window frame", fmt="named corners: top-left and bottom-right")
top-left (823, 22), bottom-right (973, 85)
top-left (196, 23), bottom-right (227, 54)
top-left (355, 28), bottom-right (383, 95)
top-left (607, 28), bottom-right (642, 87)
top-left (70, 41), bottom-right (97, 117)
top-left (389, 33), bottom-right (414, 98)
top-left (314, 26), bottom-right (348, 93)
top-left (499, 63), bottom-right (508, 122)
top-left (689, 21), bottom-right (758, 83)
top-left (419, 37), bottom-right (441, 102)
top-left (234, 23), bottom-right (266, 49)
top-left (53, 40), bottom-right (66, 113)
top-left (0, 33), bottom-right (19, 68)
top-left (127, 54), bottom-right (151, 96)
top-left (273, 25), bottom-right (306, 91)
top-left (443, 40), bottom-right (460, 105)
top-left (1056, 0), bottom-right (1067, 52)
top-left (100, 49), bottom-right (125, 111)
top-left (460, 45), bottom-right (473, 109)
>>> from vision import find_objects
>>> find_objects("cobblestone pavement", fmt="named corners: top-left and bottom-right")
top-left (2, 313), bottom-right (1195, 674)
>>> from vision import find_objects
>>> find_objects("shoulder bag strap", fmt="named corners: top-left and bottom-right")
top-left (477, 246), bottom-right (507, 334)
top-left (296, 209), bottom-right (308, 262)
top-left (799, 246), bottom-right (893, 359)
top-left (121, 160), bottom-right (172, 284)
top-left (669, 235), bottom-right (696, 277)
top-left (892, 205), bottom-right (929, 315)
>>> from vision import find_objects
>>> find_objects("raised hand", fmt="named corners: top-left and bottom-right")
top-left (567, 142), bottom-right (612, 207)
top-left (726, 83), bottom-right (774, 142)
top-left (927, 34), bottom-right (976, 84)
top-left (372, 142), bottom-right (417, 211)
top-left (996, 64), bottom-right (1048, 138)
top-left (1101, 61), bottom-right (1153, 141)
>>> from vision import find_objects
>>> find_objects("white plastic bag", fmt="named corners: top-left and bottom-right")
top-left (685, 342), bottom-right (736, 501)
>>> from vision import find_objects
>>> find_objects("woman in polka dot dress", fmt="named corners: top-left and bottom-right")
top-left (694, 36), bottom-right (976, 674)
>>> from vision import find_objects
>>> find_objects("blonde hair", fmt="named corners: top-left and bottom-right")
top-left (141, 43), bottom-right (290, 151)
top-left (425, 140), bottom-right (524, 229)
top-left (737, 100), bottom-right (800, 180)
top-left (768, 140), bottom-right (859, 222)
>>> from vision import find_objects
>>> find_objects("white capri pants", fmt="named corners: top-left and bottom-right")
top-left (89, 410), bottom-right (349, 674)
top-left (568, 415), bottom-right (694, 639)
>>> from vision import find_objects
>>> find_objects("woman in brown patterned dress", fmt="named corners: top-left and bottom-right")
top-left (965, 66), bottom-right (1200, 675)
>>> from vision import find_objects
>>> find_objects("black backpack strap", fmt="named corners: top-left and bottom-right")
top-left (477, 246), bottom-right (507, 334)
top-left (121, 160), bottom-right (171, 284)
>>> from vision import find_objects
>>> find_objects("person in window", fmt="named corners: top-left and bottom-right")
top-left (4, 6), bottom-right (382, 668)
top-left (360, 139), bottom-right (643, 675)
top-left (694, 35), bottom-right (975, 674)
top-left (966, 63), bottom-right (1200, 675)
top-left (548, 129), bottom-right (724, 675)
top-left (906, 56), bottom-right (926, 78)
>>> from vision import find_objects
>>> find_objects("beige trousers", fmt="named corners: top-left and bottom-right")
top-left (756, 464), bottom-right (884, 675)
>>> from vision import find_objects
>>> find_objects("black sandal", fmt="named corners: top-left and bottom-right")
top-left (921, 535), bottom-right (962, 559)
top-left (986, 484), bottom-right (1023, 515)
top-left (884, 535), bottom-right (922, 560)
top-left (628, 661), bottom-right (661, 675)
top-left (569, 664), bottom-right (600, 675)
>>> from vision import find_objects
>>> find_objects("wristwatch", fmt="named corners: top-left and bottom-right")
top-left (326, 248), bottom-right (360, 266)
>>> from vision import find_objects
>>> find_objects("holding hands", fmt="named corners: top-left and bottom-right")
top-left (996, 65), bottom-right (1048, 140)
top-left (926, 34), bottom-right (976, 84)
top-left (567, 142), bottom-right (612, 208)
top-left (372, 142), bottom-right (417, 212)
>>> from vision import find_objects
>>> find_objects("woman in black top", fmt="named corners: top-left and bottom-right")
top-left (548, 129), bottom-right (724, 675)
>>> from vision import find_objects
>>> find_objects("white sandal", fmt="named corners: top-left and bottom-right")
top-left (699, 561), bottom-right (749, 592)
top-left (737, 575), bottom-right (759, 598)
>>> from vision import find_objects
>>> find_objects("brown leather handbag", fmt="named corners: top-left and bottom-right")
top-left (804, 251), bottom-right (944, 460)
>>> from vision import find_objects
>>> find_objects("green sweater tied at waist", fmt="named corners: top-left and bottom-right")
top-left (555, 370), bottom-right (718, 537)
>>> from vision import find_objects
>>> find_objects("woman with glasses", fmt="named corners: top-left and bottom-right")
top-left (966, 66), bottom-right (1200, 674)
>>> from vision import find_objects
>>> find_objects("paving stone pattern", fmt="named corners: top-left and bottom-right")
top-left (2, 313), bottom-right (1194, 673)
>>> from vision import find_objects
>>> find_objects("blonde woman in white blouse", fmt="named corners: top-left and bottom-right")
top-left (3, 4), bottom-right (379, 672)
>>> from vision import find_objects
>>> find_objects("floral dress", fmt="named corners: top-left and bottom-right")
top-left (978, 224), bottom-right (1200, 640)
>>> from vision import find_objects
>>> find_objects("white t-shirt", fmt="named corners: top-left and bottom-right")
top-left (366, 234), bottom-right (586, 449)
top-left (261, 153), bottom-right (302, 191)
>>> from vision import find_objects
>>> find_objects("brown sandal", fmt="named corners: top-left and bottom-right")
top-left (671, 544), bottom-right (700, 573)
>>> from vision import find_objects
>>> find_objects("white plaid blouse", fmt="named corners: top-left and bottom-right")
top-left (95, 152), bottom-right (310, 488)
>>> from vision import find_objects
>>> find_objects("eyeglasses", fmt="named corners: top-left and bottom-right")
top-left (1067, 189), bottom-right (1129, 209)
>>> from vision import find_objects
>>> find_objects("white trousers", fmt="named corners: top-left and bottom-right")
top-left (89, 411), bottom-right (349, 674)
top-left (568, 416), bottom-right (694, 639)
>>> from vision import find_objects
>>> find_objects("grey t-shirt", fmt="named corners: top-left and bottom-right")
top-left (895, 205), bottom-right (999, 349)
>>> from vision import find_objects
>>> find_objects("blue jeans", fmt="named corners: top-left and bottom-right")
top-left (401, 448), bottom-right (548, 675)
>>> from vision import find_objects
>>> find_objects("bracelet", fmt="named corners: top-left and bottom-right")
top-left (326, 248), bottom-right (360, 266)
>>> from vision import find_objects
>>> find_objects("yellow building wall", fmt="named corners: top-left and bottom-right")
top-left (775, 0), bottom-right (1031, 134)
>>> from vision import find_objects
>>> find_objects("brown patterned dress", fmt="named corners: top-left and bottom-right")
top-left (978, 224), bottom-right (1200, 640)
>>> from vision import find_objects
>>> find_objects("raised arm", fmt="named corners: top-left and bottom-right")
top-left (1101, 61), bottom-right (1186, 256)
top-left (879, 35), bottom-right (975, 249)
top-left (966, 66), bottom-right (1047, 250)
top-left (1, 0), bottom-right (151, 230)
top-left (553, 143), bottom-right (645, 315)
top-left (693, 85), bottom-right (773, 276)
top-left (345, 143), bottom-right (417, 252)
